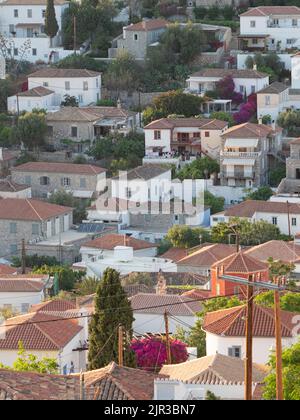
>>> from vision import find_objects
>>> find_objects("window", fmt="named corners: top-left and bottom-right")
top-left (250, 20), bottom-right (256, 27)
top-left (134, 34), bottom-right (138, 41)
top-left (80, 178), bottom-right (86, 188)
top-left (96, 78), bottom-right (99, 88)
top-left (42, 9), bottom-right (46, 17)
top-left (265, 95), bottom-right (271, 106)
top-left (32, 48), bottom-right (37, 56)
top-left (228, 346), bottom-right (241, 358)
top-left (10, 223), bottom-right (17, 234)
top-left (252, 38), bottom-right (258, 45)
top-left (205, 131), bottom-right (210, 138)
top-left (65, 81), bottom-right (70, 90)
top-left (25, 175), bottom-right (31, 185)
top-left (43, 82), bottom-right (49, 87)
top-left (239, 85), bottom-right (244, 93)
top-left (10, 244), bottom-right (17, 254)
top-left (272, 217), bottom-right (278, 225)
top-left (154, 130), bottom-right (161, 140)
top-left (251, 85), bottom-right (255, 94)
top-left (78, 94), bottom-right (83, 103)
top-left (27, 9), bottom-right (32, 18)
top-left (216, 283), bottom-right (221, 296)
top-left (126, 187), bottom-right (132, 198)
top-left (14, 9), bottom-right (18, 17)
top-left (14, 48), bottom-right (18, 56)
top-left (292, 218), bottom-right (297, 226)
top-left (293, 19), bottom-right (298, 27)
top-left (9, 24), bottom-right (15, 33)
top-left (62, 177), bottom-right (71, 187)
top-left (83, 81), bottom-right (88, 91)
top-left (32, 224), bottom-right (39, 235)
top-left (71, 126), bottom-right (78, 138)
top-left (40, 176), bottom-right (50, 186)
top-left (47, 125), bottom-right (53, 136)
top-left (21, 303), bottom-right (30, 313)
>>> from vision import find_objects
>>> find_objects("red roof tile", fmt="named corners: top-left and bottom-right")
top-left (212, 251), bottom-right (268, 274)
top-left (178, 244), bottom-right (237, 267)
top-left (30, 300), bottom-right (76, 313)
top-left (241, 6), bottom-right (300, 16)
top-left (161, 247), bottom-right (188, 262)
top-left (224, 200), bottom-right (300, 218)
top-left (0, 198), bottom-right (72, 221)
top-left (0, 278), bottom-right (44, 292)
top-left (125, 19), bottom-right (168, 32)
top-left (12, 161), bottom-right (105, 175)
top-left (0, 312), bottom-right (82, 350)
top-left (203, 304), bottom-right (295, 337)
top-left (0, 264), bottom-right (17, 275)
top-left (82, 233), bottom-right (156, 251)
top-left (144, 118), bottom-right (228, 130)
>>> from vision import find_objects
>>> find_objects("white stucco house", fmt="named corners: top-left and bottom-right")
top-left (129, 293), bottom-right (202, 335)
top-left (156, 354), bottom-right (268, 400)
top-left (143, 117), bottom-right (228, 162)
top-left (8, 68), bottom-right (102, 112)
top-left (0, 309), bottom-right (87, 374)
top-left (239, 6), bottom-right (300, 52)
top-left (203, 304), bottom-right (298, 365)
top-left (0, 274), bottom-right (49, 313)
top-left (211, 199), bottom-right (300, 236)
top-left (0, 0), bottom-right (73, 63)
top-left (186, 68), bottom-right (269, 98)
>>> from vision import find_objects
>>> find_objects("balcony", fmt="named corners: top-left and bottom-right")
top-left (221, 151), bottom-right (261, 158)
top-left (171, 137), bottom-right (202, 145)
top-left (221, 171), bottom-right (254, 179)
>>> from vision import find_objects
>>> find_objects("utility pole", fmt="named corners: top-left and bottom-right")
top-left (118, 324), bottom-right (124, 367)
top-left (287, 201), bottom-right (291, 237)
top-left (245, 274), bottom-right (254, 401)
top-left (73, 15), bottom-right (77, 55)
top-left (274, 277), bottom-right (284, 400)
top-left (21, 238), bottom-right (26, 275)
top-left (164, 311), bottom-right (172, 365)
top-left (79, 371), bottom-right (85, 401)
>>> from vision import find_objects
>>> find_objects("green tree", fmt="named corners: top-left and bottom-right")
top-left (88, 268), bottom-right (136, 369)
top-left (210, 111), bottom-right (235, 127)
top-left (77, 277), bottom-right (99, 295)
top-left (204, 191), bottom-right (224, 215)
top-left (176, 157), bottom-right (219, 181)
top-left (205, 390), bottom-right (221, 400)
top-left (211, 219), bottom-right (287, 246)
top-left (61, 94), bottom-right (78, 107)
top-left (165, 225), bottom-right (210, 249)
top-left (0, 79), bottom-right (14, 113)
top-left (48, 190), bottom-right (89, 224)
top-left (263, 341), bottom-right (300, 400)
top-left (0, 342), bottom-right (58, 374)
top-left (33, 265), bottom-right (79, 291)
top-left (13, 111), bottom-right (47, 150)
top-left (44, 0), bottom-right (59, 46)
top-left (244, 186), bottom-right (274, 201)
top-left (255, 291), bottom-right (300, 312)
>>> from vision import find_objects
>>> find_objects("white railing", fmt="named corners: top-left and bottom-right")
top-left (221, 151), bottom-right (261, 158)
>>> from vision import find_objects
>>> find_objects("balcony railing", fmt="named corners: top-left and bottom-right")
top-left (221, 151), bottom-right (261, 158)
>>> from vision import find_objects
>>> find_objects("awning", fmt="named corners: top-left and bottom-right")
top-left (222, 158), bottom-right (256, 166)
top-left (224, 139), bottom-right (258, 148)
top-left (238, 34), bottom-right (270, 39)
top-left (72, 190), bottom-right (94, 199)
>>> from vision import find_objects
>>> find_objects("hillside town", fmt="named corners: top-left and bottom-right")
top-left (0, 0), bottom-right (299, 404)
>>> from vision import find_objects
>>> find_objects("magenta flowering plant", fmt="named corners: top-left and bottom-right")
top-left (130, 337), bottom-right (188, 371)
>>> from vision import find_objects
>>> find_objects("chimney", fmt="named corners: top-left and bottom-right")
top-left (155, 270), bottom-right (167, 295)
top-left (258, 116), bottom-right (263, 125)
top-left (253, 64), bottom-right (257, 71)
top-left (117, 98), bottom-right (122, 109)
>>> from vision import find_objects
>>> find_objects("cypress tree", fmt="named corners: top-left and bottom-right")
top-left (88, 268), bottom-right (136, 370)
top-left (44, 0), bottom-right (59, 46)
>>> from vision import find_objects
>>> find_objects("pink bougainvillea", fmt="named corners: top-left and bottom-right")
top-left (130, 337), bottom-right (188, 371)
top-left (234, 93), bottom-right (257, 124)
top-left (215, 75), bottom-right (243, 105)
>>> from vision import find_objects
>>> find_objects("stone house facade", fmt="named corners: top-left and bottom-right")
top-left (11, 162), bottom-right (106, 199)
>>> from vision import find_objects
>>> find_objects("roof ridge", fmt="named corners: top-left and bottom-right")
top-left (25, 199), bottom-right (43, 221)
top-left (253, 303), bottom-right (293, 334)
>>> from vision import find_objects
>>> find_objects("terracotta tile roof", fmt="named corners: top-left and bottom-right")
top-left (18, 86), bottom-right (54, 97)
top-left (123, 284), bottom-right (155, 297)
top-left (289, 137), bottom-right (300, 145)
top-left (0, 150), bottom-right (17, 162)
top-left (181, 289), bottom-right (212, 300)
top-left (211, 251), bottom-right (268, 273)
top-left (129, 293), bottom-right (202, 316)
top-left (178, 244), bottom-right (237, 267)
top-left (46, 106), bottom-right (135, 122)
top-left (0, 370), bottom-right (80, 400)
top-left (0, 180), bottom-right (29, 193)
top-left (12, 161), bottom-right (105, 175)
top-left (203, 304), bottom-right (296, 337)
top-left (121, 271), bottom-right (208, 287)
top-left (0, 312), bottom-right (82, 350)
top-left (0, 264), bottom-right (17, 275)
top-left (161, 247), bottom-right (189, 262)
top-left (245, 240), bottom-right (300, 264)
top-left (0, 278), bottom-right (44, 292)
top-left (190, 68), bottom-right (268, 79)
top-left (222, 122), bottom-right (274, 139)
top-left (125, 19), bottom-right (169, 32)
top-left (112, 164), bottom-right (171, 181)
top-left (144, 118), bottom-right (228, 130)
top-left (30, 300), bottom-right (77, 313)
top-left (0, 198), bottom-right (72, 221)
top-left (240, 6), bottom-right (300, 16)
top-left (82, 233), bottom-right (156, 251)
top-left (159, 353), bottom-right (268, 384)
top-left (224, 200), bottom-right (300, 218)
top-left (257, 82), bottom-right (289, 95)
top-left (81, 362), bottom-right (160, 400)
top-left (28, 68), bottom-right (101, 78)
